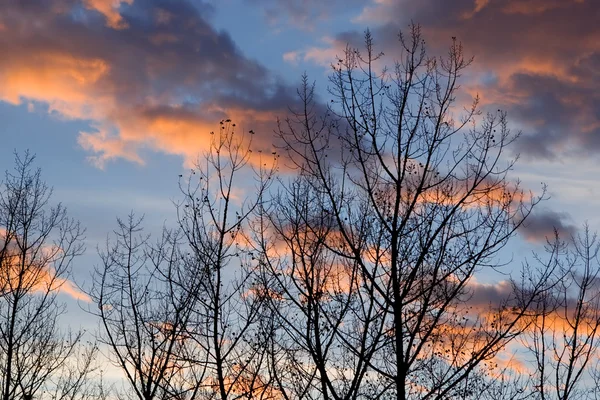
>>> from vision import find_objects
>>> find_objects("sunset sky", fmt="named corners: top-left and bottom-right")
top-left (0, 0), bottom-right (598, 322)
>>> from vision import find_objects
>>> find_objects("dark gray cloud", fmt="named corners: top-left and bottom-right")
top-left (519, 209), bottom-right (577, 243)
top-left (466, 279), bottom-right (514, 310)
top-left (0, 0), bottom-right (301, 166)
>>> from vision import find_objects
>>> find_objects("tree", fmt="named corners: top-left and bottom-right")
top-left (90, 121), bottom-right (277, 400)
top-left (525, 226), bottom-right (600, 400)
top-left (89, 214), bottom-right (198, 400)
top-left (173, 120), bottom-right (277, 399)
top-left (256, 25), bottom-right (556, 400)
top-left (253, 174), bottom-right (382, 400)
top-left (0, 151), bottom-right (92, 400)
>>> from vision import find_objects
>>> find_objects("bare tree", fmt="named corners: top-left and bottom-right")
top-left (89, 214), bottom-right (198, 400)
top-left (45, 342), bottom-right (100, 400)
top-left (174, 120), bottom-right (277, 399)
top-left (252, 173), bottom-right (385, 400)
top-left (90, 122), bottom-right (277, 400)
top-left (260, 25), bottom-right (556, 400)
top-left (0, 151), bottom-right (90, 400)
top-left (525, 225), bottom-right (600, 400)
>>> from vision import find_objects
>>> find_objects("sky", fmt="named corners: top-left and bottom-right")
top-left (0, 0), bottom-right (598, 333)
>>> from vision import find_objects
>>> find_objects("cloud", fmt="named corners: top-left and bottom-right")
top-left (297, 0), bottom-right (600, 161)
top-left (464, 278), bottom-right (515, 310)
top-left (244, 0), bottom-right (364, 29)
top-left (0, 0), bottom-right (299, 167)
top-left (54, 277), bottom-right (92, 302)
top-left (0, 238), bottom-right (90, 302)
top-left (83, 0), bottom-right (134, 29)
top-left (283, 36), bottom-right (347, 67)
top-left (518, 208), bottom-right (577, 243)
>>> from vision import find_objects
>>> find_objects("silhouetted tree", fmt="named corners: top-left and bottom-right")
top-left (253, 174), bottom-right (382, 400)
top-left (174, 121), bottom-right (277, 399)
top-left (81, 24), bottom-right (599, 400)
top-left (90, 122), bottom-right (277, 400)
top-left (0, 151), bottom-right (92, 400)
top-left (524, 226), bottom-right (600, 400)
top-left (89, 214), bottom-right (197, 400)
top-left (45, 343), bottom-right (100, 400)
top-left (257, 25), bottom-right (556, 400)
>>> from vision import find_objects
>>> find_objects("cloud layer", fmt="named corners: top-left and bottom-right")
top-left (0, 0), bottom-right (587, 244)
top-left (292, 0), bottom-right (600, 160)
top-left (5, 0), bottom-right (597, 165)
top-left (245, 0), bottom-right (365, 28)
top-left (0, 0), bottom-right (297, 167)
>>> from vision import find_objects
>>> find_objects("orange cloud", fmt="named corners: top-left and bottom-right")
top-left (0, 52), bottom-right (112, 118)
top-left (53, 277), bottom-right (92, 302)
top-left (0, 229), bottom-right (90, 302)
top-left (461, 0), bottom-right (490, 19)
top-left (292, 37), bottom-right (344, 67)
top-left (0, 256), bottom-right (90, 302)
top-left (78, 128), bottom-right (145, 168)
top-left (0, 1), bottom-right (298, 169)
top-left (83, 0), bottom-right (134, 29)
top-left (261, 217), bottom-right (369, 298)
top-left (0, 50), bottom-right (281, 169)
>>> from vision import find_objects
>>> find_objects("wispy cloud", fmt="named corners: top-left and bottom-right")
top-left (245, 0), bottom-right (364, 29)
